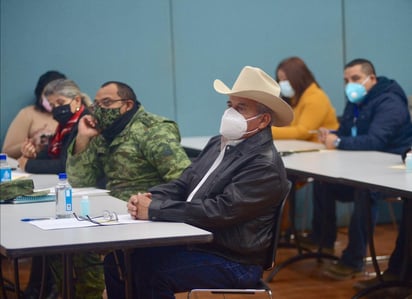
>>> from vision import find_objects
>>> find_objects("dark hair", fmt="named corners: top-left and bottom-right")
top-left (275, 57), bottom-right (318, 106)
top-left (34, 70), bottom-right (66, 111)
top-left (101, 81), bottom-right (141, 107)
top-left (344, 58), bottom-right (376, 76)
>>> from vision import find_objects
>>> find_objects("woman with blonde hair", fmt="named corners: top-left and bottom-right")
top-left (17, 79), bottom-right (90, 174)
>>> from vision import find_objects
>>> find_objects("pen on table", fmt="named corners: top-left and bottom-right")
top-left (308, 129), bottom-right (338, 134)
top-left (21, 217), bottom-right (51, 222)
top-left (280, 148), bottom-right (321, 157)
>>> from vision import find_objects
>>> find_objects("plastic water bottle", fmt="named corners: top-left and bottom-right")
top-left (405, 152), bottom-right (412, 172)
top-left (80, 195), bottom-right (90, 217)
top-left (0, 153), bottom-right (12, 183)
top-left (55, 173), bottom-right (73, 218)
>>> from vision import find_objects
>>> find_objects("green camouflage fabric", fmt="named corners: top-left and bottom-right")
top-left (66, 105), bottom-right (191, 201)
top-left (92, 105), bottom-right (122, 130)
top-left (64, 106), bottom-right (190, 298)
top-left (0, 179), bottom-right (34, 200)
top-left (49, 253), bottom-right (104, 299)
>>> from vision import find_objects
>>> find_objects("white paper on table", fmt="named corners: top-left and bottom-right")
top-left (12, 173), bottom-right (31, 180)
top-left (28, 214), bottom-right (149, 230)
top-left (389, 164), bottom-right (406, 170)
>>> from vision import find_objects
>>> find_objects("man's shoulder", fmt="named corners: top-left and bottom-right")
top-left (373, 77), bottom-right (407, 100)
top-left (129, 108), bottom-right (178, 134)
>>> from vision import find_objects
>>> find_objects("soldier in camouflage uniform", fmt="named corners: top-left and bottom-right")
top-left (53, 81), bottom-right (191, 299)
top-left (66, 81), bottom-right (191, 201)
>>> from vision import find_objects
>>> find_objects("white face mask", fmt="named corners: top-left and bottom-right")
top-left (219, 107), bottom-right (261, 140)
top-left (279, 80), bottom-right (295, 98)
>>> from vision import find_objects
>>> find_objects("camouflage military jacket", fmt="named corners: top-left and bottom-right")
top-left (66, 106), bottom-right (191, 201)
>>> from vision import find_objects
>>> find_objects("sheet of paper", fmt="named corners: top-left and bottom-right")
top-left (389, 164), bottom-right (406, 169)
top-left (28, 214), bottom-right (149, 230)
top-left (12, 173), bottom-right (31, 180)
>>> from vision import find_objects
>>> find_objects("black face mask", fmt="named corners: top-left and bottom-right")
top-left (52, 103), bottom-right (73, 125)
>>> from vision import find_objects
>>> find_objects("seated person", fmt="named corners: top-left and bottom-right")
top-left (103, 66), bottom-right (294, 299)
top-left (21, 78), bottom-right (90, 299)
top-left (271, 57), bottom-right (339, 237)
top-left (303, 58), bottom-right (412, 280)
top-left (66, 81), bottom-right (191, 201)
top-left (57, 81), bottom-right (191, 299)
top-left (2, 70), bottom-right (66, 159)
top-left (17, 79), bottom-right (90, 174)
top-left (271, 56), bottom-right (339, 142)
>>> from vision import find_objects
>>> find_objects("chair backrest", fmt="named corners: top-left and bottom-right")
top-left (262, 180), bottom-right (291, 270)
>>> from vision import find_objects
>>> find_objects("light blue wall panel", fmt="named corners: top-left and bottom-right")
top-left (172, 0), bottom-right (344, 136)
top-left (344, 0), bottom-right (412, 97)
top-left (1, 0), bottom-right (411, 145)
top-left (1, 0), bottom-right (174, 145)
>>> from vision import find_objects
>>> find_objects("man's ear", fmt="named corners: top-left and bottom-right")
top-left (124, 100), bottom-right (135, 111)
top-left (369, 74), bottom-right (377, 84)
top-left (259, 113), bottom-right (272, 129)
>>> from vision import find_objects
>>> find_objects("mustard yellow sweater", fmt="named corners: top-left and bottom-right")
top-left (272, 83), bottom-right (339, 142)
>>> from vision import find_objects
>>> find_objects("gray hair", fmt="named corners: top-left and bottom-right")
top-left (43, 79), bottom-right (92, 107)
top-left (256, 102), bottom-right (275, 126)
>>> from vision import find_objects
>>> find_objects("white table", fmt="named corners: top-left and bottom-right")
top-left (0, 174), bottom-right (213, 299)
top-left (282, 149), bottom-right (411, 197)
top-left (182, 136), bottom-right (411, 195)
top-left (181, 136), bottom-right (325, 154)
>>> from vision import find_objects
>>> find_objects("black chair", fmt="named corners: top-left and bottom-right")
top-left (187, 181), bottom-right (291, 299)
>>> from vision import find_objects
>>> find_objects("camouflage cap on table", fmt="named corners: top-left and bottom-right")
top-left (0, 179), bottom-right (35, 201)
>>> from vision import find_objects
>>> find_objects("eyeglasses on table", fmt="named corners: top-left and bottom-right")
top-left (73, 210), bottom-right (119, 225)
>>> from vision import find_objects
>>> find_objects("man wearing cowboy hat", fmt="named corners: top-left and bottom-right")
top-left (103, 66), bottom-right (294, 299)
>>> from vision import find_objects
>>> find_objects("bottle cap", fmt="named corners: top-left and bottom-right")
top-left (0, 153), bottom-right (7, 160)
top-left (58, 173), bottom-right (67, 179)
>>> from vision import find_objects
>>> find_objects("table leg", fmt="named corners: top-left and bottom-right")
top-left (13, 258), bottom-right (21, 299)
top-left (62, 253), bottom-right (74, 299)
top-left (123, 249), bottom-right (134, 299)
top-left (266, 177), bottom-right (339, 283)
top-left (0, 257), bottom-right (9, 299)
top-left (366, 194), bottom-right (382, 281)
top-left (37, 256), bottom-right (47, 299)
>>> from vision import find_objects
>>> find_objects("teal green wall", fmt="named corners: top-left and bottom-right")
top-left (1, 0), bottom-right (411, 145)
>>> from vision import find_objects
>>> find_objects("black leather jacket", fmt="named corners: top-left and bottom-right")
top-left (149, 127), bottom-right (289, 266)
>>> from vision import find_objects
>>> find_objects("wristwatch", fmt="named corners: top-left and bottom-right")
top-left (334, 137), bottom-right (341, 148)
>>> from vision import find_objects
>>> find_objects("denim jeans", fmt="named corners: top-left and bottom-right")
top-left (104, 246), bottom-right (263, 299)
top-left (311, 181), bottom-right (381, 270)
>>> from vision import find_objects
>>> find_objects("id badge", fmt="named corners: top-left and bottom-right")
top-left (351, 126), bottom-right (357, 137)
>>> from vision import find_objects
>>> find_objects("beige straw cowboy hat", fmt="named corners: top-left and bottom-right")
top-left (214, 66), bottom-right (294, 126)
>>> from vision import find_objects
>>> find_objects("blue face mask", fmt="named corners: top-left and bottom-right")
top-left (279, 80), bottom-right (295, 98)
top-left (345, 76), bottom-right (370, 104)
